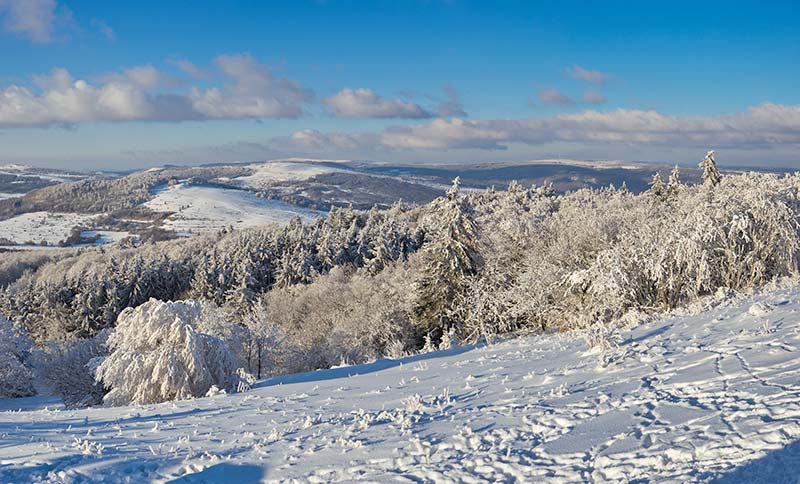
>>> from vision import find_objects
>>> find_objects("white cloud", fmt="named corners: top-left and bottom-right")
top-left (99, 65), bottom-right (164, 89)
top-left (437, 85), bottom-right (468, 117)
top-left (283, 129), bottom-right (379, 150)
top-left (0, 0), bottom-right (55, 42)
top-left (537, 88), bottom-right (571, 105)
top-left (171, 59), bottom-right (208, 79)
top-left (0, 0), bottom-right (63, 43)
top-left (566, 64), bottom-right (609, 85)
top-left (375, 104), bottom-right (800, 151)
top-left (190, 54), bottom-right (313, 119)
top-left (565, 64), bottom-right (611, 84)
top-left (0, 55), bottom-right (314, 127)
top-left (323, 88), bottom-right (432, 118)
top-left (0, 68), bottom-right (198, 126)
top-left (91, 18), bottom-right (115, 42)
top-left (582, 89), bottom-right (607, 105)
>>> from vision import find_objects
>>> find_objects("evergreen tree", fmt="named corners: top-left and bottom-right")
top-left (667, 165), bottom-right (683, 200)
top-left (700, 150), bottom-right (721, 186)
top-left (412, 178), bottom-right (482, 344)
top-left (648, 173), bottom-right (666, 201)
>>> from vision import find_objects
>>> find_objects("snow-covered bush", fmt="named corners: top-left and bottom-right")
top-left (0, 315), bottom-right (35, 398)
top-left (195, 300), bottom-right (285, 380)
top-left (438, 167), bottom-right (800, 337)
top-left (263, 264), bottom-right (417, 373)
top-left (95, 299), bottom-right (245, 406)
top-left (35, 330), bottom-right (109, 407)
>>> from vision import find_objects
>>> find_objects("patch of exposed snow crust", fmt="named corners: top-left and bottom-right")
top-left (2, 283), bottom-right (800, 482)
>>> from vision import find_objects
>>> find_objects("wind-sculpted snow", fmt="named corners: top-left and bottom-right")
top-left (2, 283), bottom-right (800, 482)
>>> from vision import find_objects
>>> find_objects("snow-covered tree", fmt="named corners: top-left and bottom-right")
top-left (412, 178), bottom-right (482, 343)
top-left (700, 150), bottom-right (721, 186)
top-left (0, 315), bottom-right (35, 398)
top-left (667, 165), bottom-right (683, 200)
top-left (648, 173), bottom-right (666, 201)
top-left (36, 330), bottom-right (109, 407)
top-left (95, 299), bottom-right (245, 406)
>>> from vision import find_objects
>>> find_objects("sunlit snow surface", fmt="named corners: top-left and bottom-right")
top-left (143, 183), bottom-right (321, 234)
top-left (3, 284), bottom-right (800, 482)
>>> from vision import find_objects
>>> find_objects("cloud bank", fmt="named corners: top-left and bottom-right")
top-left (280, 103), bottom-right (800, 153)
top-left (0, 54), bottom-right (313, 127)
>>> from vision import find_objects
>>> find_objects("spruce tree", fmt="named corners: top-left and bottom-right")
top-left (700, 150), bottom-right (721, 186)
top-left (412, 178), bottom-right (482, 345)
top-left (648, 173), bottom-right (666, 200)
top-left (667, 165), bottom-right (682, 199)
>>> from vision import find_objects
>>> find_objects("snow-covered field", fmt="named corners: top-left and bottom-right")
top-left (2, 284), bottom-right (800, 483)
top-left (78, 230), bottom-right (131, 246)
top-left (0, 164), bottom-right (86, 184)
top-left (143, 183), bottom-right (321, 234)
top-left (233, 160), bottom-right (349, 189)
top-left (0, 211), bottom-right (94, 245)
top-left (0, 212), bottom-right (128, 248)
top-left (0, 212), bottom-right (94, 245)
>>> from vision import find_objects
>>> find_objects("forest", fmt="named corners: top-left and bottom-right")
top-left (3, 154), bottom-right (800, 407)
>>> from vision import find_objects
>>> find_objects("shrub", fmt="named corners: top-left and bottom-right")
top-left (0, 315), bottom-right (35, 398)
top-left (35, 330), bottom-right (109, 407)
top-left (95, 299), bottom-right (245, 405)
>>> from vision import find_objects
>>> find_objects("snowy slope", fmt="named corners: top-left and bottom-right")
top-left (3, 284), bottom-right (800, 483)
top-left (143, 183), bottom-right (321, 234)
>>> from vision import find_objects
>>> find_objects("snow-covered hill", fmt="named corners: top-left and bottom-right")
top-left (234, 160), bottom-right (350, 189)
top-left (143, 183), bottom-right (321, 235)
top-left (2, 284), bottom-right (800, 483)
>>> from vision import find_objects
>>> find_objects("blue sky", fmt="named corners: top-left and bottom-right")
top-left (0, 0), bottom-right (798, 169)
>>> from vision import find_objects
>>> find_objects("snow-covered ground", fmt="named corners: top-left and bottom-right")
top-left (143, 183), bottom-right (321, 234)
top-left (0, 164), bottom-right (86, 183)
top-left (233, 160), bottom-right (349, 189)
top-left (2, 284), bottom-right (800, 483)
top-left (0, 212), bottom-right (128, 248)
top-left (0, 212), bottom-right (93, 245)
top-left (78, 230), bottom-right (131, 246)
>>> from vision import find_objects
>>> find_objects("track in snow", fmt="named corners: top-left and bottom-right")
top-left (2, 284), bottom-right (800, 483)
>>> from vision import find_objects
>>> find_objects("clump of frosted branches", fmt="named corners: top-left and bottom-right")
top-left (95, 299), bottom-right (245, 406)
top-left (0, 315), bottom-right (35, 398)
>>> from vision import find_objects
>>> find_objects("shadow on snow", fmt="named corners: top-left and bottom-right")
top-left (708, 439), bottom-right (800, 484)
top-left (254, 343), bottom-right (480, 389)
